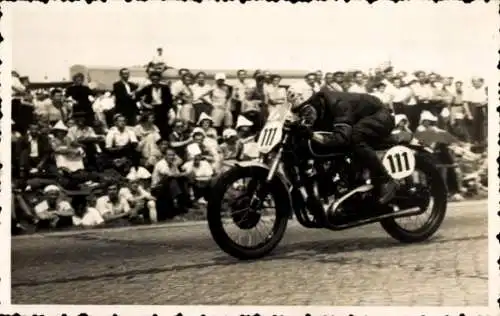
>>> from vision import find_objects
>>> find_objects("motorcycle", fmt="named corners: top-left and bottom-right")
top-left (207, 105), bottom-right (448, 260)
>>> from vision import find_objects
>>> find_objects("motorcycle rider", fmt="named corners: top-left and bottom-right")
top-left (287, 87), bottom-right (398, 205)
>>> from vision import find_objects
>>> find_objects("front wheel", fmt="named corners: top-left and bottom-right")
top-left (380, 152), bottom-right (447, 243)
top-left (207, 166), bottom-right (290, 260)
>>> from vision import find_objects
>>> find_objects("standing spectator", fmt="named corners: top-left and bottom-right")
top-left (171, 68), bottom-right (191, 97)
top-left (192, 71), bottom-right (213, 122)
top-left (34, 185), bottom-right (75, 229)
top-left (262, 70), bottom-right (273, 93)
top-left (370, 82), bottom-right (392, 110)
top-left (463, 77), bottom-right (488, 148)
top-left (314, 70), bottom-right (323, 89)
top-left (201, 73), bottom-right (233, 134)
top-left (332, 71), bottom-right (346, 92)
top-left (348, 71), bottom-right (368, 93)
top-left (321, 72), bottom-right (340, 92)
top-left (113, 68), bottom-right (139, 126)
top-left (266, 74), bottom-right (287, 117)
top-left (65, 73), bottom-right (95, 126)
top-left (449, 80), bottom-right (470, 142)
top-left (12, 70), bottom-right (33, 134)
top-left (105, 114), bottom-right (140, 167)
top-left (400, 75), bottom-right (419, 131)
top-left (243, 73), bottom-right (268, 132)
top-left (92, 91), bottom-right (115, 131)
top-left (231, 69), bottom-right (255, 121)
top-left (412, 71), bottom-right (434, 114)
top-left (135, 71), bottom-right (175, 139)
top-left (175, 72), bottom-right (196, 126)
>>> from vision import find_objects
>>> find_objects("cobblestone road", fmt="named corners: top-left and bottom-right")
top-left (12, 201), bottom-right (488, 306)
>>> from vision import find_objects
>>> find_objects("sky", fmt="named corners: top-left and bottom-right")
top-left (9, 1), bottom-right (498, 81)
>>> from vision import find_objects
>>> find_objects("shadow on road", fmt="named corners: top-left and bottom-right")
top-left (12, 233), bottom-right (485, 288)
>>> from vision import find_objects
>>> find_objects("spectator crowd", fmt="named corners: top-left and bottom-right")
top-left (10, 57), bottom-right (489, 234)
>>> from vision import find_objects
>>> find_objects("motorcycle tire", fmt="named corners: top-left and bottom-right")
top-left (207, 166), bottom-right (290, 260)
top-left (380, 152), bottom-right (448, 243)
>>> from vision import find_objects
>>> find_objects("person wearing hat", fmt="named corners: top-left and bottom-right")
top-left (289, 88), bottom-right (398, 206)
top-left (199, 72), bottom-right (233, 134)
top-left (34, 185), bottom-right (75, 229)
top-left (120, 167), bottom-right (158, 223)
top-left (197, 112), bottom-right (218, 139)
top-left (135, 71), bottom-right (175, 139)
top-left (68, 111), bottom-right (103, 170)
top-left (235, 115), bottom-right (254, 140)
top-left (220, 128), bottom-right (243, 161)
top-left (50, 120), bottom-right (86, 173)
top-left (187, 127), bottom-right (218, 164)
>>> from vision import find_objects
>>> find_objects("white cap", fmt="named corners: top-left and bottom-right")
top-left (235, 115), bottom-right (253, 129)
top-left (126, 168), bottom-right (138, 181)
top-left (214, 73), bottom-right (226, 81)
top-left (44, 184), bottom-right (60, 193)
top-left (394, 114), bottom-right (409, 126)
top-left (136, 166), bottom-right (152, 179)
top-left (420, 110), bottom-right (438, 122)
top-left (197, 112), bottom-right (213, 125)
top-left (52, 120), bottom-right (68, 132)
top-left (222, 128), bottom-right (237, 139)
top-left (191, 127), bottom-right (206, 137)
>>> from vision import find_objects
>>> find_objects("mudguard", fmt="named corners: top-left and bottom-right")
top-left (216, 160), bottom-right (295, 212)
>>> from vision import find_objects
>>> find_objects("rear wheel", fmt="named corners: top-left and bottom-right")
top-left (207, 166), bottom-right (290, 260)
top-left (380, 153), bottom-right (447, 243)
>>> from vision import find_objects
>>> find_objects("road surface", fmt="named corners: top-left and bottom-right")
top-left (12, 200), bottom-right (488, 306)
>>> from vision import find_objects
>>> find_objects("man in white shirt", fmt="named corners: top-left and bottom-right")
top-left (148, 47), bottom-right (168, 74)
top-left (171, 68), bottom-right (191, 98)
top-left (348, 71), bottom-right (368, 94)
top-left (463, 77), bottom-right (488, 146)
top-left (96, 184), bottom-right (135, 222)
top-left (232, 69), bottom-right (255, 120)
top-left (105, 114), bottom-right (140, 166)
top-left (34, 185), bottom-right (75, 229)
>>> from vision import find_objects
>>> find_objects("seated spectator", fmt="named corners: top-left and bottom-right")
top-left (96, 183), bottom-right (137, 223)
top-left (168, 119), bottom-right (192, 160)
top-left (134, 111), bottom-right (162, 168)
top-left (36, 88), bottom-right (71, 125)
top-left (187, 128), bottom-right (221, 171)
top-left (105, 114), bottom-right (140, 167)
top-left (416, 111), bottom-right (439, 133)
top-left (34, 185), bottom-right (75, 229)
top-left (120, 167), bottom-right (158, 223)
top-left (182, 153), bottom-right (214, 205)
top-left (19, 123), bottom-right (52, 176)
top-left (49, 120), bottom-right (86, 173)
top-left (197, 112), bottom-right (218, 139)
top-left (220, 128), bottom-right (243, 161)
top-left (152, 147), bottom-right (191, 218)
top-left (92, 91), bottom-right (115, 131)
top-left (67, 112), bottom-right (103, 170)
top-left (235, 115), bottom-right (255, 141)
top-left (72, 194), bottom-right (105, 227)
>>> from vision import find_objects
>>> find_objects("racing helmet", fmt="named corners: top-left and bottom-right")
top-left (287, 83), bottom-right (315, 111)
